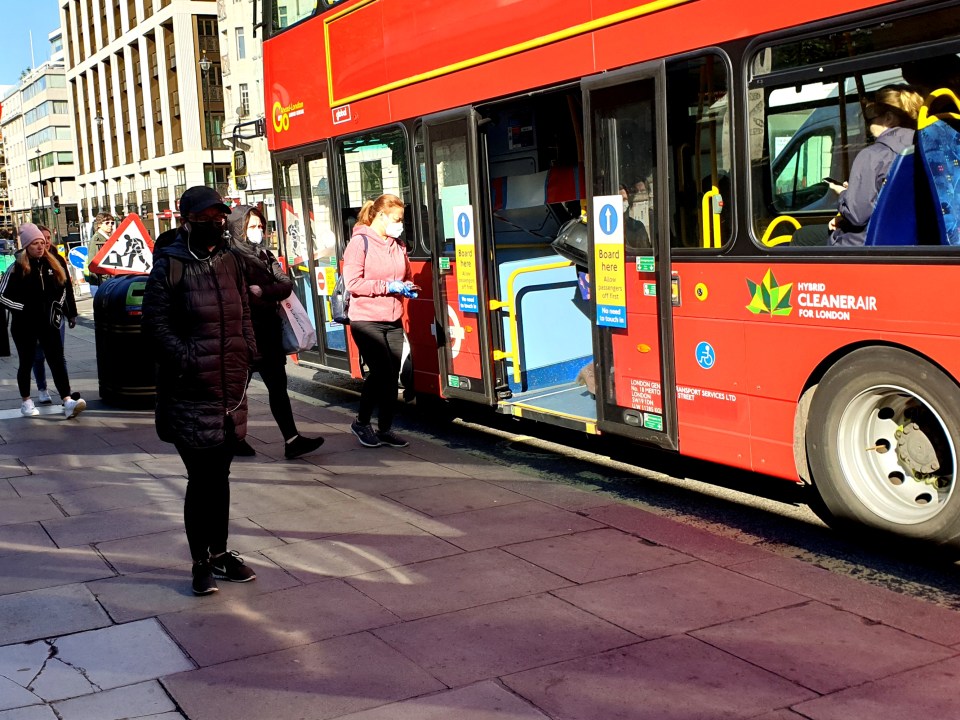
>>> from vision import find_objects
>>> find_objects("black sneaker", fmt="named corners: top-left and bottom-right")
top-left (376, 429), bottom-right (409, 448)
top-left (234, 439), bottom-right (256, 456)
top-left (285, 434), bottom-right (325, 459)
top-left (351, 420), bottom-right (381, 448)
top-left (192, 559), bottom-right (219, 595)
top-left (210, 550), bottom-right (256, 583)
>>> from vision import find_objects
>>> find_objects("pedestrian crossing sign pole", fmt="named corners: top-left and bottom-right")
top-left (88, 214), bottom-right (156, 276)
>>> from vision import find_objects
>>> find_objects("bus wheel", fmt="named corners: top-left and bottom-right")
top-left (807, 347), bottom-right (960, 546)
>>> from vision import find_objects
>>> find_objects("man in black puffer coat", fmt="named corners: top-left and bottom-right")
top-left (142, 186), bottom-right (259, 596)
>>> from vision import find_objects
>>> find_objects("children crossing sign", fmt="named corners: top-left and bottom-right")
top-left (88, 214), bottom-right (155, 276)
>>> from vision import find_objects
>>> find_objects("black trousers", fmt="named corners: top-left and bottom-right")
top-left (253, 362), bottom-right (298, 440)
top-left (349, 319), bottom-right (404, 431)
top-left (177, 441), bottom-right (235, 563)
top-left (11, 319), bottom-right (70, 400)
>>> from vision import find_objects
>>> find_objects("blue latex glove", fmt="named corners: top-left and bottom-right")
top-left (388, 281), bottom-right (419, 298)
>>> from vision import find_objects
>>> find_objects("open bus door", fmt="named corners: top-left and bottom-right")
top-left (583, 63), bottom-right (679, 450)
top-left (423, 108), bottom-right (499, 405)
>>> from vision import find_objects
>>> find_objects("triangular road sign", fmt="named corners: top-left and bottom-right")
top-left (88, 214), bottom-right (156, 276)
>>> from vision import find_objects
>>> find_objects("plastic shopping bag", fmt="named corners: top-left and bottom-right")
top-left (279, 293), bottom-right (317, 354)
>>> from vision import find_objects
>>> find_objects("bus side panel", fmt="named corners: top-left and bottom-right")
top-left (405, 259), bottom-right (440, 397)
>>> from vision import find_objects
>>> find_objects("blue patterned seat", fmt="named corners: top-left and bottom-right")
top-left (865, 147), bottom-right (919, 246)
top-left (916, 89), bottom-right (960, 245)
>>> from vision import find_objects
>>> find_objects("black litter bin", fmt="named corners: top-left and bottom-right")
top-left (94, 274), bottom-right (156, 407)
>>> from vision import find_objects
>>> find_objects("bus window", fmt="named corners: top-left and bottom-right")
top-left (269, 0), bottom-right (348, 34)
top-left (665, 52), bottom-right (732, 249)
top-left (750, 5), bottom-right (960, 249)
top-left (335, 127), bottom-right (414, 247)
top-left (275, 158), bottom-right (307, 270)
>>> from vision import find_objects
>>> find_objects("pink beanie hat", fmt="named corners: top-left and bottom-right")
top-left (19, 223), bottom-right (45, 248)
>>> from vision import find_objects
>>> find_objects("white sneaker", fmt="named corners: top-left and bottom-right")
top-left (37, 389), bottom-right (52, 404)
top-left (21, 400), bottom-right (39, 417)
top-left (63, 397), bottom-right (86, 419)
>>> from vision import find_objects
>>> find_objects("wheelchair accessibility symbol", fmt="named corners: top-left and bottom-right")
top-left (696, 341), bottom-right (716, 370)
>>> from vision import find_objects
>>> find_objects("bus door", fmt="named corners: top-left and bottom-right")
top-left (423, 108), bottom-right (499, 405)
top-left (583, 64), bottom-right (679, 450)
top-left (274, 148), bottom-right (348, 371)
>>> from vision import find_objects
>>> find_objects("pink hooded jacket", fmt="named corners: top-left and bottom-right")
top-left (342, 224), bottom-right (412, 323)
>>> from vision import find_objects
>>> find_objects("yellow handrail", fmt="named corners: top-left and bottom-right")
top-left (489, 260), bottom-right (574, 383)
top-left (918, 88), bottom-right (960, 130)
top-left (760, 215), bottom-right (801, 247)
top-left (701, 186), bottom-right (721, 248)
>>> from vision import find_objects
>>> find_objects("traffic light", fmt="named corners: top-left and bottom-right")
top-left (52, 195), bottom-right (60, 214)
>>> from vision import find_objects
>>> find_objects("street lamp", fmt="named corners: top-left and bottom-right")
top-left (33, 148), bottom-right (46, 228)
top-left (94, 114), bottom-right (107, 221)
top-left (199, 52), bottom-right (215, 189)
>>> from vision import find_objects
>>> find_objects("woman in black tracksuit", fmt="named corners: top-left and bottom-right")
top-left (0, 222), bottom-right (85, 419)
top-left (227, 205), bottom-right (324, 460)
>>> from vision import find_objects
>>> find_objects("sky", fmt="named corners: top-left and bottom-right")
top-left (0, 0), bottom-right (63, 88)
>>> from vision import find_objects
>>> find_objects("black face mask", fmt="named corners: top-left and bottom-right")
top-left (187, 222), bottom-right (225, 253)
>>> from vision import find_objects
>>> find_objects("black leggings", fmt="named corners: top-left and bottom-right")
top-left (253, 363), bottom-right (298, 440)
top-left (177, 442), bottom-right (235, 562)
top-left (11, 319), bottom-right (70, 400)
top-left (350, 320), bottom-right (404, 431)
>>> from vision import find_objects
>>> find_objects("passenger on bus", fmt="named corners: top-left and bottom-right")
top-left (791, 85), bottom-right (923, 247)
top-left (343, 194), bottom-right (419, 449)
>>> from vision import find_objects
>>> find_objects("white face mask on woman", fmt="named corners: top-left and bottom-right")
top-left (385, 221), bottom-right (404, 239)
top-left (247, 227), bottom-right (263, 244)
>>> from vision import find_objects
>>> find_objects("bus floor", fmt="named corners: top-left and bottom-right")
top-left (500, 380), bottom-right (597, 424)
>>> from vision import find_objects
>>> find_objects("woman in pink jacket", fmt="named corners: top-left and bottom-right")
top-left (343, 194), bottom-right (419, 448)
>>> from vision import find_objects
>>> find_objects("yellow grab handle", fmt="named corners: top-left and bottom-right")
top-left (918, 88), bottom-right (960, 130)
top-left (760, 215), bottom-right (801, 247)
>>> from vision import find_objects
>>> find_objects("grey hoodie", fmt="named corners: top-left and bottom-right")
top-left (831, 125), bottom-right (915, 246)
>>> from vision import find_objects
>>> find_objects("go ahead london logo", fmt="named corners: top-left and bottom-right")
top-left (746, 269), bottom-right (793, 316)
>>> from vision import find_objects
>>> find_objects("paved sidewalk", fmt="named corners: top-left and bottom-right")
top-left (1, 299), bottom-right (959, 719)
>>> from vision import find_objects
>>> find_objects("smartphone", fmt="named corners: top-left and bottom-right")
top-left (823, 177), bottom-right (842, 185)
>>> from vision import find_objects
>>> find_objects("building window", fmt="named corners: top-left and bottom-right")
top-left (239, 83), bottom-right (250, 117)
top-left (236, 27), bottom-right (245, 59)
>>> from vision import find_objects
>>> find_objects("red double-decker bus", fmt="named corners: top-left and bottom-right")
top-left (260, 0), bottom-right (960, 547)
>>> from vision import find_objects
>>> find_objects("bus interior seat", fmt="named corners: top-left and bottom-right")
top-left (865, 147), bottom-right (919, 246)
top-left (916, 113), bottom-right (960, 245)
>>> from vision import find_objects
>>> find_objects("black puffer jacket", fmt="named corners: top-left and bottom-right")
top-left (227, 205), bottom-right (293, 369)
top-left (142, 226), bottom-right (257, 448)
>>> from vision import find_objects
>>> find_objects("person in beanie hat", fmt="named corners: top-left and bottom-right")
top-left (142, 186), bottom-right (259, 596)
top-left (0, 223), bottom-right (85, 418)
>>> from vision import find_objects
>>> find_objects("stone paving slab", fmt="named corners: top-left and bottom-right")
top-left (374, 593), bottom-right (638, 687)
top-left (40, 499), bottom-right (184, 548)
top-left (502, 527), bottom-right (694, 583)
top-left (411, 499), bottom-right (603, 551)
top-left (162, 632), bottom-right (445, 720)
top-left (385, 480), bottom-right (529, 516)
top-left (261, 522), bottom-right (462, 583)
top-left (792, 654), bottom-right (960, 719)
top-left (0, 584), bottom-right (111, 646)
top-left (553, 560), bottom-right (805, 639)
top-left (691, 600), bottom-right (957, 694)
top-left (160, 579), bottom-right (399, 666)
top-left (0, 496), bottom-right (64, 526)
top-left (503, 635), bottom-right (818, 719)
top-left (87, 556), bottom-right (302, 624)
top-left (345, 548), bottom-right (571, 621)
top-left (0, 546), bottom-right (113, 595)
top-left (334, 681), bottom-right (551, 720)
top-left (51, 681), bottom-right (177, 720)
top-left (0, 521), bottom-right (54, 558)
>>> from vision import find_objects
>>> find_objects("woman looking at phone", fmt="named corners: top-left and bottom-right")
top-left (792, 85), bottom-right (923, 247)
top-left (343, 194), bottom-right (419, 448)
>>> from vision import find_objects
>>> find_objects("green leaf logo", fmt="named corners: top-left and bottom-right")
top-left (746, 269), bottom-right (793, 316)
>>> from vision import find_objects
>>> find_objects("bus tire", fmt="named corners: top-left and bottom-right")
top-left (807, 346), bottom-right (960, 547)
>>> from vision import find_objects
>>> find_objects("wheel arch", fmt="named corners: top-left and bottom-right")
top-left (792, 340), bottom-right (960, 485)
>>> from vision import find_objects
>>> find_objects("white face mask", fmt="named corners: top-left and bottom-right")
top-left (247, 227), bottom-right (263, 244)
top-left (622, 200), bottom-right (630, 213)
top-left (385, 221), bottom-right (404, 239)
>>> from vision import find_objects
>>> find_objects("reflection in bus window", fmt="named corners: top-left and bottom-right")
top-left (750, 7), bottom-right (960, 249)
top-left (336, 127), bottom-right (413, 247)
top-left (306, 157), bottom-right (337, 262)
top-left (665, 52), bottom-right (732, 249)
top-left (271, 0), bottom-right (349, 33)
top-left (275, 160), bottom-right (307, 268)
